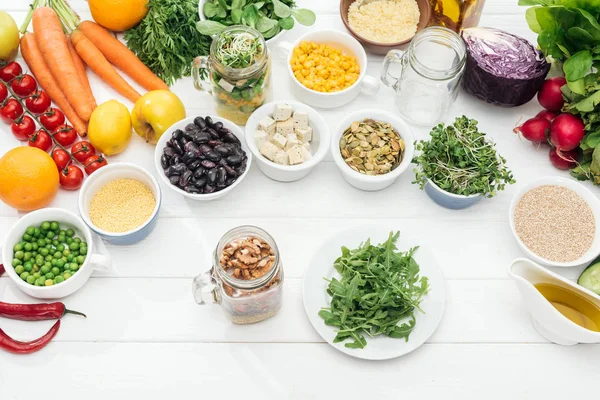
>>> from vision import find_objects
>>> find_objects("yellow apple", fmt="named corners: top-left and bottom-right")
top-left (131, 90), bottom-right (186, 145)
top-left (0, 11), bottom-right (19, 62)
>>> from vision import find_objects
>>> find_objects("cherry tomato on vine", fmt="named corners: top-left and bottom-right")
top-left (25, 90), bottom-right (51, 114)
top-left (0, 62), bottom-right (22, 83)
top-left (71, 141), bottom-right (96, 163)
top-left (40, 107), bottom-right (65, 131)
top-left (0, 98), bottom-right (23, 123)
top-left (28, 130), bottom-right (52, 152)
top-left (53, 124), bottom-right (78, 147)
top-left (10, 74), bottom-right (37, 97)
top-left (84, 155), bottom-right (107, 175)
top-left (52, 148), bottom-right (71, 170)
top-left (59, 165), bottom-right (84, 190)
top-left (0, 83), bottom-right (7, 103)
top-left (10, 115), bottom-right (36, 141)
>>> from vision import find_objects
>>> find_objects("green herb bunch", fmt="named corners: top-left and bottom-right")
top-left (197, 0), bottom-right (316, 39)
top-left (319, 232), bottom-right (429, 349)
top-left (216, 31), bottom-right (263, 68)
top-left (413, 116), bottom-right (515, 197)
top-left (124, 0), bottom-right (212, 86)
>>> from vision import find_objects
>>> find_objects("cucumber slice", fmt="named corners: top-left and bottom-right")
top-left (578, 261), bottom-right (600, 295)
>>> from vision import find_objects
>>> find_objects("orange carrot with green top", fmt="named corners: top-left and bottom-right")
top-left (78, 21), bottom-right (169, 91)
top-left (32, 7), bottom-right (93, 122)
top-left (20, 33), bottom-right (88, 136)
top-left (67, 37), bottom-right (96, 109)
top-left (70, 29), bottom-right (141, 103)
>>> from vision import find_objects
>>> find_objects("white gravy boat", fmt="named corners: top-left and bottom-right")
top-left (509, 258), bottom-right (600, 345)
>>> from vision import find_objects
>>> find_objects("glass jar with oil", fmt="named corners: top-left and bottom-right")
top-left (536, 283), bottom-right (600, 332)
top-left (428, 0), bottom-right (485, 32)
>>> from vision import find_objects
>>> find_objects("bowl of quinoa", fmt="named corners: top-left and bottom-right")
top-left (340, 0), bottom-right (430, 54)
top-left (78, 163), bottom-right (162, 245)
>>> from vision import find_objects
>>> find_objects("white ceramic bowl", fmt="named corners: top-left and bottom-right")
top-left (331, 109), bottom-right (415, 191)
top-left (509, 177), bottom-right (600, 268)
top-left (78, 163), bottom-right (161, 245)
top-left (198, 0), bottom-right (287, 43)
top-left (1, 208), bottom-right (111, 299)
top-left (277, 29), bottom-right (380, 109)
top-left (154, 116), bottom-right (252, 201)
top-left (244, 101), bottom-right (330, 182)
top-left (423, 178), bottom-right (483, 210)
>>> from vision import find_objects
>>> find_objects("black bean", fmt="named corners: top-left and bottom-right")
top-left (199, 144), bottom-right (213, 154)
top-left (192, 131), bottom-right (210, 144)
top-left (201, 160), bottom-right (217, 169)
top-left (226, 154), bottom-right (242, 166)
top-left (181, 152), bottom-right (195, 165)
top-left (179, 170), bottom-right (192, 187)
top-left (171, 163), bottom-right (187, 175)
top-left (204, 184), bottom-right (216, 194)
top-left (172, 129), bottom-right (183, 140)
top-left (166, 140), bottom-right (173, 148)
top-left (172, 139), bottom-right (184, 155)
top-left (216, 182), bottom-right (227, 189)
top-left (184, 185), bottom-right (202, 194)
top-left (206, 151), bottom-right (221, 162)
top-left (192, 176), bottom-right (207, 188)
top-left (208, 140), bottom-right (223, 147)
top-left (207, 128), bottom-right (220, 140)
top-left (223, 165), bottom-right (237, 177)
top-left (193, 167), bottom-right (206, 178)
top-left (184, 141), bottom-right (199, 153)
top-left (164, 147), bottom-right (176, 158)
top-left (172, 155), bottom-right (181, 165)
top-left (216, 167), bottom-right (227, 184)
top-left (225, 177), bottom-right (237, 186)
top-left (214, 144), bottom-right (231, 157)
top-left (169, 175), bottom-right (180, 186)
top-left (187, 160), bottom-right (202, 170)
top-left (160, 154), bottom-right (169, 170)
top-left (221, 131), bottom-right (241, 145)
top-left (207, 168), bottom-right (217, 184)
top-left (194, 117), bottom-right (207, 130)
top-left (205, 116), bottom-right (214, 126)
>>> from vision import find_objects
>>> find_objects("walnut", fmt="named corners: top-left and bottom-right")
top-left (221, 236), bottom-right (276, 281)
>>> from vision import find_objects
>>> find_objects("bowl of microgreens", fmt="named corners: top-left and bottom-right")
top-left (197, 0), bottom-right (316, 42)
top-left (413, 116), bottom-right (515, 210)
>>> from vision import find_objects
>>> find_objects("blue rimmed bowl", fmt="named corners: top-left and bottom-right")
top-left (78, 163), bottom-right (161, 245)
top-left (423, 178), bottom-right (483, 210)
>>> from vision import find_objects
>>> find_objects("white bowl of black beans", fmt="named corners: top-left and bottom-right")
top-left (154, 115), bottom-right (252, 201)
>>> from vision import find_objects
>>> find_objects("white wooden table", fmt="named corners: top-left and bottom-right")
top-left (1, 1), bottom-right (599, 398)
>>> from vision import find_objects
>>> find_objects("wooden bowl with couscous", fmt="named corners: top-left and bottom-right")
top-left (340, 0), bottom-right (431, 55)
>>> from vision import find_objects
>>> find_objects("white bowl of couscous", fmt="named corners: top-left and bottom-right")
top-left (78, 163), bottom-right (162, 246)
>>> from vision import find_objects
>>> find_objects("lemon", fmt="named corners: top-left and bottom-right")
top-left (88, 100), bottom-right (133, 156)
top-left (0, 11), bottom-right (19, 61)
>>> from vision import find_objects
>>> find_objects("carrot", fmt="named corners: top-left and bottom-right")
top-left (67, 37), bottom-right (97, 110)
top-left (20, 33), bottom-right (88, 136)
top-left (32, 7), bottom-right (93, 122)
top-left (78, 21), bottom-right (169, 92)
top-left (70, 30), bottom-right (141, 103)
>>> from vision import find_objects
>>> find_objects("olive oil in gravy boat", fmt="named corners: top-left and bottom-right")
top-left (509, 258), bottom-right (600, 346)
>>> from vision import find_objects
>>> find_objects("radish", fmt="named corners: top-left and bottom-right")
top-left (514, 117), bottom-right (550, 143)
top-left (536, 110), bottom-right (558, 122)
top-left (549, 113), bottom-right (585, 151)
top-left (538, 77), bottom-right (567, 112)
top-left (549, 147), bottom-right (578, 170)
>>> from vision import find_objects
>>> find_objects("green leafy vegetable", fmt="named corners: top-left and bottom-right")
top-left (124, 0), bottom-right (211, 86)
top-left (197, 0), bottom-right (315, 39)
top-left (318, 232), bottom-right (429, 349)
top-left (413, 116), bottom-right (515, 197)
top-left (214, 30), bottom-right (263, 68)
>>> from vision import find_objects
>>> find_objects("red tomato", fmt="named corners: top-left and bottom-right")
top-left (0, 62), bottom-right (22, 82)
top-left (10, 74), bottom-right (37, 97)
top-left (52, 148), bottom-right (72, 170)
top-left (28, 130), bottom-right (52, 152)
top-left (10, 115), bottom-right (36, 141)
top-left (40, 108), bottom-right (65, 131)
top-left (0, 83), bottom-right (7, 102)
top-left (84, 155), bottom-right (107, 175)
top-left (25, 90), bottom-right (51, 114)
top-left (0, 98), bottom-right (23, 123)
top-left (59, 165), bottom-right (84, 190)
top-left (53, 124), bottom-right (78, 147)
top-left (71, 141), bottom-right (96, 163)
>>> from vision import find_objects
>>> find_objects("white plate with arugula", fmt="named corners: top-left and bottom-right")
top-left (302, 226), bottom-right (445, 360)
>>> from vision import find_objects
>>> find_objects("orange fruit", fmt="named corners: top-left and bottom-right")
top-left (0, 147), bottom-right (59, 211)
top-left (89, 0), bottom-right (148, 32)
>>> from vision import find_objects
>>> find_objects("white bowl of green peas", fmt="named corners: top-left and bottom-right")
top-left (1, 208), bottom-right (111, 299)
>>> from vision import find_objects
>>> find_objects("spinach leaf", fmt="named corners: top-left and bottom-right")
top-left (204, 2), bottom-right (221, 18)
top-left (256, 15), bottom-right (278, 33)
top-left (278, 16), bottom-right (294, 30)
top-left (242, 4), bottom-right (259, 28)
top-left (564, 50), bottom-right (593, 81)
top-left (196, 20), bottom-right (227, 35)
top-left (272, 0), bottom-right (292, 18)
top-left (291, 8), bottom-right (316, 25)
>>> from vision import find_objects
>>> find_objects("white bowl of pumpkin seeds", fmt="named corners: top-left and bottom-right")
top-left (331, 109), bottom-right (415, 191)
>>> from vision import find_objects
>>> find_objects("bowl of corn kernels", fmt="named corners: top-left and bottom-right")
top-left (278, 29), bottom-right (380, 108)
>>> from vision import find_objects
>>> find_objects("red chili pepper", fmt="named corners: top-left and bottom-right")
top-left (0, 320), bottom-right (60, 354)
top-left (0, 301), bottom-right (86, 321)
top-left (0, 264), bottom-right (4, 276)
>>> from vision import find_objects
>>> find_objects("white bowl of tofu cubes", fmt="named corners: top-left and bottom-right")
top-left (245, 101), bottom-right (330, 182)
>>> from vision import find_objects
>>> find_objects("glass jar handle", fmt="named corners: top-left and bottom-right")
top-left (381, 49), bottom-right (407, 89)
top-left (192, 270), bottom-right (218, 305)
top-left (192, 56), bottom-right (212, 94)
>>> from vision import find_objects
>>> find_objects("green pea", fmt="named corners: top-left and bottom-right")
top-left (44, 262), bottom-right (52, 270)
top-left (53, 251), bottom-right (62, 258)
top-left (67, 255), bottom-right (74, 262)
top-left (51, 259), bottom-right (58, 267)
top-left (31, 243), bottom-right (38, 251)
top-left (14, 265), bottom-right (24, 274)
top-left (33, 272), bottom-right (41, 279)
top-left (23, 233), bottom-right (32, 242)
top-left (51, 267), bottom-right (60, 275)
top-left (50, 222), bottom-right (59, 231)
top-left (46, 231), bottom-right (55, 239)
top-left (66, 238), bottom-right (73, 245)
top-left (37, 239), bottom-right (46, 247)
top-left (24, 243), bottom-right (32, 252)
top-left (72, 251), bottom-right (79, 257)
top-left (23, 252), bottom-right (32, 262)
top-left (79, 246), bottom-right (88, 255)
top-left (40, 248), bottom-right (49, 256)
top-left (56, 259), bottom-right (65, 269)
top-left (45, 243), bottom-right (52, 249)
top-left (59, 229), bottom-right (66, 236)
top-left (36, 257), bottom-right (44, 265)
top-left (40, 265), bottom-right (50, 274)
top-left (63, 249), bottom-right (71, 257)
top-left (32, 265), bottom-right (39, 272)
top-left (77, 256), bottom-right (86, 265)
top-left (41, 221), bottom-right (51, 230)
top-left (45, 272), bottom-right (54, 279)
top-left (74, 238), bottom-right (81, 244)
top-left (52, 240), bottom-right (59, 247)
top-left (56, 244), bottom-right (65, 252)
top-left (35, 278), bottom-right (44, 286)
top-left (23, 263), bottom-right (33, 272)
top-left (45, 279), bottom-right (54, 286)
top-left (26, 275), bottom-right (35, 285)
top-left (58, 235), bottom-right (66, 243)
top-left (66, 229), bottom-right (74, 237)
top-left (63, 272), bottom-right (72, 280)
top-left (69, 264), bottom-right (79, 272)
top-left (13, 243), bottom-right (23, 252)
top-left (33, 228), bottom-right (41, 238)
top-left (54, 276), bottom-right (65, 284)
top-left (12, 259), bottom-right (22, 267)
top-left (14, 250), bottom-right (24, 260)
top-left (69, 242), bottom-right (79, 251)
top-left (26, 226), bottom-right (35, 235)
top-left (20, 271), bottom-right (29, 280)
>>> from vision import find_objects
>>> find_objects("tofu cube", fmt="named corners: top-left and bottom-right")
top-left (260, 142), bottom-right (280, 161)
top-left (255, 130), bottom-right (269, 149)
top-left (285, 133), bottom-right (299, 150)
top-left (271, 133), bottom-right (287, 149)
top-left (276, 118), bottom-right (294, 136)
top-left (273, 103), bottom-right (293, 121)
top-left (258, 117), bottom-right (276, 135)
top-left (300, 145), bottom-right (312, 161)
top-left (273, 151), bottom-right (289, 165)
top-left (302, 142), bottom-right (311, 151)
top-left (218, 78), bottom-right (234, 93)
top-left (295, 127), bottom-right (313, 143)
top-left (293, 111), bottom-right (309, 130)
top-left (286, 145), bottom-right (304, 165)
